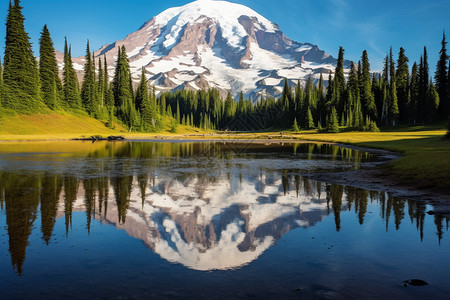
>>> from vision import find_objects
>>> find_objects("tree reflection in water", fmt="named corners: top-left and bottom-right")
top-left (0, 141), bottom-right (447, 275)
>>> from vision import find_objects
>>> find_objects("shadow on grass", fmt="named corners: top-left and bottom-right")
top-left (356, 136), bottom-right (450, 192)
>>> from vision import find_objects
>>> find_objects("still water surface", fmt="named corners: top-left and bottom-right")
top-left (0, 141), bottom-right (448, 299)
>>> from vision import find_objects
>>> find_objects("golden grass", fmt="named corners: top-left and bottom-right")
top-left (0, 111), bottom-right (448, 192)
top-left (290, 128), bottom-right (450, 192)
top-left (0, 111), bottom-right (212, 140)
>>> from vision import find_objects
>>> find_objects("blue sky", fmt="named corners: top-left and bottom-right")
top-left (0, 0), bottom-right (449, 72)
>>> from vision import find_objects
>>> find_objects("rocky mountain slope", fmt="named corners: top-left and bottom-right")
top-left (65, 0), bottom-right (350, 100)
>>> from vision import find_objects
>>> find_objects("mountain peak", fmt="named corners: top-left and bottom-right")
top-left (152, 0), bottom-right (277, 51)
top-left (67, 1), bottom-right (348, 101)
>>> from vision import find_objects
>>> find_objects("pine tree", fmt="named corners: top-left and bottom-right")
top-left (353, 93), bottom-right (363, 129)
top-left (3, 0), bottom-right (42, 111)
top-left (62, 38), bottom-right (81, 110)
top-left (80, 41), bottom-right (98, 116)
top-left (135, 68), bottom-right (147, 113)
top-left (435, 32), bottom-right (449, 119)
top-left (426, 82), bottom-right (440, 122)
top-left (136, 69), bottom-right (157, 131)
top-left (159, 93), bottom-right (166, 115)
top-left (316, 74), bottom-right (325, 125)
top-left (396, 47), bottom-right (409, 122)
top-left (103, 56), bottom-right (113, 107)
top-left (418, 48), bottom-right (430, 123)
top-left (306, 108), bottom-right (314, 129)
top-left (112, 46), bottom-right (138, 130)
top-left (360, 50), bottom-right (377, 120)
top-left (410, 62), bottom-right (419, 123)
top-left (389, 81), bottom-right (399, 126)
top-left (237, 91), bottom-right (244, 115)
top-left (292, 118), bottom-right (299, 132)
top-left (334, 46), bottom-right (346, 114)
top-left (97, 58), bottom-right (104, 107)
top-left (281, 78), bottom-right (292, 112)
top-left (326, 107), bottom-right (340, 133)
top-left (39, 25), bottom-right (61, 110)
top-left (176, 100), bottom-right (181, 123)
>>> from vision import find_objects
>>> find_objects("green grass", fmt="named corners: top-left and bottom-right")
top-left (1, 111), bottom-right (448, 192)
top-left (290, 126), bottom-right (450, 192)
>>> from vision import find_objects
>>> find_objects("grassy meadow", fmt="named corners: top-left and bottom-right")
top-left (0, 111), bottom-right (448, 192)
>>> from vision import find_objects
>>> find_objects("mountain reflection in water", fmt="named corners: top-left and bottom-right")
top-left (0, 141), bottom-right (446, 277)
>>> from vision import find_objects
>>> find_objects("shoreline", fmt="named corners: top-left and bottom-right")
top-left (0, 134), bottom-right (449, 214)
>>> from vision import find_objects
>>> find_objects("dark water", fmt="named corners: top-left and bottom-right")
top-left (0, 141), bottom-right (448, 299)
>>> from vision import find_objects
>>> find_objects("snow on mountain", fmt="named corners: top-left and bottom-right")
top-left (58, 172), bottom-right (330, 271)
top-left (67, 0), bottom-right (350, 101)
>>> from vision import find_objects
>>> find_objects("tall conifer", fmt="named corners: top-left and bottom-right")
top-left (62, 38), bottom-right (81, 110)
top-left (396, 47), bottom-right (409, 122)
top-left (81, 41), bottom-right (98, 116)
top-left (435, 32), bottom-right (449, 118)
top-left (418, 48), bottom-right (430, 122)
top-left (409, 62), bottom-right (419, 123)
top-left (39, 25), bottom-right (61, 109)
top-left (360, 51), bottom-right (377, 120)
top-left (135, 68), bottom-right (148, 113)
top-left (97, 58), bottom-right (104, 107)
top-left (334, 47), bottom-right (346, 114)
top-left (112, 46), bottom-right (138, 130)
top-left (3, 0), bottom-right (41, 111)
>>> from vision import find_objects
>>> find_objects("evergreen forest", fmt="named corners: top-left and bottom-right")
top-left (1, 0), bottom-right (449, 134)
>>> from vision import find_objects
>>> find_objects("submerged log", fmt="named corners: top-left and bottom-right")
top-left (107, 135), bottom-right (125, 141)
top-left (73, 135), bottom-right (125, 142)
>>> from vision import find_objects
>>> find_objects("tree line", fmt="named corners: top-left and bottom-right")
top-left (1, 0), bottom-right (449, 133)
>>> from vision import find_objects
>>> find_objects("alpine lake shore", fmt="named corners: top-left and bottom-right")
top-left (1, 112), bottom-right (449, 213)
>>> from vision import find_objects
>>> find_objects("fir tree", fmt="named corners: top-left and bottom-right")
top-left (353, 93), bottom-right (363, 129)
top-left (281, 78), bottom-right (292, 112)
top-left (410, 62), bottom-right (420, 123)
top-left (112, 46), bottom-right (138, 130)
top-left (80, 41), bottom-right (98, 116)
top-left (396, 47), bottom-right (409, 122)
top-left (103, 56), bottom-right (113, 107)
top-left (62, 38), bottom-right (81, 110)
top-left (39, 25), bottom-right (61, 109)
top-left (418, 48), bottom-right (430, 122)
top-left (316, 74), bottom-right (325, 125)
top-left (237, 91), bottom-right (245, 115)
top-left (3, 0), bottom-right (42, 111)
top-left (135, 68), bottom-right (147, 112)
top-left (426, 81), bottom-right (440, 122)
top-left (360, 50), bottom-right (377, 120)
top-left (176, 100), bottom-right (181, 123)
top-left (306, 108), bottom-right (314, 129)
top-left (435, 32), bottom-right (449, 119)
top-left (138, 74), bottom-right (159, 131)
top-left (389, 81), bottom-right (399, 126)
top-left (97, 58), bottom-right (104, 107)
top-left (292, 118), bottom-right (300, 132)
top-left (159, 93), bottom-right (166, 115)
top-left (326, 107), bottom-right (340, 133)
top-left (334, 46), bottom-right (346, 113)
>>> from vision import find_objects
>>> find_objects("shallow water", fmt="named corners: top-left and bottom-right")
top-left (0, 141), bottom-right (448, 299)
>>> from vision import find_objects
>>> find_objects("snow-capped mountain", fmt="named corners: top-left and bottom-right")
top-left (69, 0), bottom-right (350, 100)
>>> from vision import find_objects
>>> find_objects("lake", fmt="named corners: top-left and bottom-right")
top-left (0, 141), bottom-right (448, 299)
